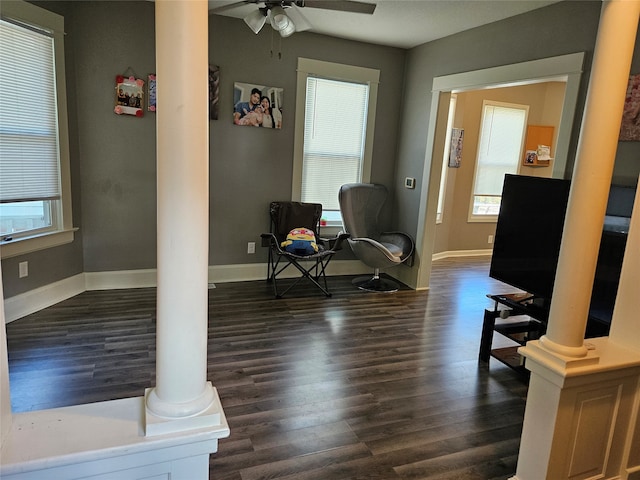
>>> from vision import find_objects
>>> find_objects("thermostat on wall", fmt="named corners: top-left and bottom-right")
top-left (405, 177), bottom-right (416, 189)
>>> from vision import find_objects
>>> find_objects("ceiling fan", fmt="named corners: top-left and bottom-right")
top-left (210, 0), bottom-right (377, 38)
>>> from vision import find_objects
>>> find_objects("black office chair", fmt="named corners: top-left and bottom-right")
top-left (261, 201), bottom-right (349, 298)
top-left (338, 183), bottom-right (414, 292)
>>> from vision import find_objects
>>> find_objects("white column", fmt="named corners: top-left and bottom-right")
top-left (145, 0), bottom-right (215, 424)
top-left (609, 176), bottom-right (640, 350)
top-left (512, 3), bottom-right (640, 479)
top-left (540, 0), bottom-right (640, 358)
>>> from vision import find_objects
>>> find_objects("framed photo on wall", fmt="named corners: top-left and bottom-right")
top-left (448, 128), bottom-right (463, 167)
top-left (620, 73), bottom-right (640, 141)
top-left (209, 65), bottom-right (219, 120)
top-left (233, 82), bottom-right (283, 129)
top-left (114, 75), bottom-right (144, 117)
top-left (148, 74), bottom-right (156, 112)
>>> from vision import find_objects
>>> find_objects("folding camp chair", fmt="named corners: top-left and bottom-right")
top-left (261, 201), bottom-right (349, 298)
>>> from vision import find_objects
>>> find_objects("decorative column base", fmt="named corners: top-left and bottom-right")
top-left (145, 382), bottom-right (223, 436)
top-left (513, 337), bottom-right (640, 480)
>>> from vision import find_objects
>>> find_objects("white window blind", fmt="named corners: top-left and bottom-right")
top-left (473, 104), bottom-right (526, 197)
top-left (0, 18), bottom-right (60, 203)
top-left (301, 77), bottom-right (368, 211)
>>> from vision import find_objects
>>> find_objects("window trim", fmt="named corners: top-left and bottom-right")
top-left (292, 58), bottom-right (379, 213)
top-left (0, 0), bottom-right (74, 259)
top-left (468, 100), bottom-right (528, 223)
top-left (436, 94), bottom-right (458, 224)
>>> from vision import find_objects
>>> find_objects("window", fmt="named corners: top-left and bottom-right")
top-left (0, 1), bottom-right (73, 258)
top-left (292, 58), bottom-right (379, 226)
top-left (469, 101), bottom-right (528, 221)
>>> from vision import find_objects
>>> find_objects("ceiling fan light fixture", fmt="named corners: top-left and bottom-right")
top-left (269, 6), bottom-right (290, 31)
top-left (279, 20), bottom-right (296, 37)
top-left (243, 9), bottom-right (267, 34)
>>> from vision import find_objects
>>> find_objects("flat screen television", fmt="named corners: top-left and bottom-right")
top-left (489, 174), bottom-right (571, 305)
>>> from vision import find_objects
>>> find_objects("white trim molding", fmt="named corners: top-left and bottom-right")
top-left (3, 254), bottom-right (497, 323)
top-left (84, 269), bottom-right (158, 291)
top-left (3, 273), bottom-right (84, 323)
top-left (431, 249), bottom-right (492, 261)
top-left (3, 260), bottom-right (373, 323)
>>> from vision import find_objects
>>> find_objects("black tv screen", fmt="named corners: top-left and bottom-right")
top-left (489, 174), bottom-right (571, 301)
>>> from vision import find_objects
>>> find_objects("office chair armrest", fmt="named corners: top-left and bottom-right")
top-left (350, 236), bottom-right (389, 252)
top-left (380, 232), bottom-right (414, 252)
top-left (349, 236), bottom-right (410, 265)
top-left (319, 232), bottom-right (350, 251)
top-left (380, 231), bottom-right (415, 265)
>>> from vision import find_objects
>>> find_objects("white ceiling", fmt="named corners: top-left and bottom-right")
top-left (208, 0), bottom-right (561, 49)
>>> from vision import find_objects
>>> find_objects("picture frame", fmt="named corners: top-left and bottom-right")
top-left (114, 75), bottom-right (144, 117)
top-left (209, 65), bottom-right (220, 120)
top-left (233, 81), bottom-right (283, 129)
top-left (148, 74), bottom-right (156, 112)
top-left (524, 150), bottom-right (537, 165)
top-left (448, 128), bottom-right (463, 167)
top-left (620, 73), bottom-right (640, 141)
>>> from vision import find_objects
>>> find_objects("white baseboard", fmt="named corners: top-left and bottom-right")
top-left (210, 260), bottom-right (370, 283)
top-left (4, 260), bottom-right (371, 323)
top-left (84, 268), bottom-right (158, 290)
top-left (4, 254), bottom-right (486, 323)
top-left (4, 274), bottom-right (85, 323)
top-left (432, 249), bottom-right (492, 261)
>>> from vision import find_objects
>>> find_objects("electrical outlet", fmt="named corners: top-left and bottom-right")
top-left (247, 241), bottom-right (255, 254)
top-left (19, 261), bottom-right (28, 278)
top-left (488, 235), bottom-right (494, 244)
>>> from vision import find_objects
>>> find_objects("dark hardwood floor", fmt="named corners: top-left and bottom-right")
top-left (6, 256), bottom-right (528, 479)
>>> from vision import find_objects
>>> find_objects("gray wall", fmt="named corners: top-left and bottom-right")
top-left (208, 15), bottom-right (406, 265)
top-left (397, 0), bottom-right (640, 252)
top-left (3, 0), bottom-right (640, 299)
top-left (396, 1), bottom-right (601, 245)
top-left (1, 1), bottom-right (406, 297)
top-left (1, 1), bottom-right (85, 298)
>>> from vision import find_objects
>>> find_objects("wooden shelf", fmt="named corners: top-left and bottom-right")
top-left (479, 295), bottom-right (548, 376)
top-left (491, 346), bottom-right (527, 372)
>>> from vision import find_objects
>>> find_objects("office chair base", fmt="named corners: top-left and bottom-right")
top-left (352, 275), bottom-right (399, 293)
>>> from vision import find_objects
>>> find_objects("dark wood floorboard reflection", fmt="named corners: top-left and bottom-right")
top-left (6, 256), bottom-right (528, 480)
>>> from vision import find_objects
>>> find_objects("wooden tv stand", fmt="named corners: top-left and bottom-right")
top-left (479, 293), bottom-right (548, 374)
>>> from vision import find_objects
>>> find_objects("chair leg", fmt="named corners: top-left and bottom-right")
top-left (271, 257), bottom-right (333, 298)
top-left (352, 268), bottom-right (400, 293)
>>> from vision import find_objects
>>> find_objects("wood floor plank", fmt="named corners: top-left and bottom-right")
top-left (6, 256), bottom-right (530, 479)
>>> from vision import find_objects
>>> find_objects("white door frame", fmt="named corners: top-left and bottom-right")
top-left (415, 52), bottom-right (585, 289)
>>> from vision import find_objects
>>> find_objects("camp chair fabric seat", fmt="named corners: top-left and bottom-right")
top-left (261, 201), bottom-right (349, 298)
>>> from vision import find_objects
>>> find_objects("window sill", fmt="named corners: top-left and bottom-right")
top-left (1, 228), bottom-right (77, 259)
top-left (319, 225), bottom-right (345, 238)
top-left (467, 215), bottom-right (498, 223)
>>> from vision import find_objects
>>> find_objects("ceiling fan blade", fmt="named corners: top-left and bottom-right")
top-left (298, 0), bottom-right (376, 15)
top-left (286, 6), bottom-right (312, 32)
top-left (209, 0), bottom-right (257, 14)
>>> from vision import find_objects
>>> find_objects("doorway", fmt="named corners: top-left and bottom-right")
top-left (414, 52), bottom-right (586, 290)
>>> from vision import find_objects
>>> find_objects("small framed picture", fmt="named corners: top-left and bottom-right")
top-left (524, 150), bottom-right (537, 164)
top-left (114, 75), bottom-right (144, 117)
top-left (448, 128), bottom-right (463, 167)
top-left (148, 74), bottom-right (156, 112)
top-left (209, 65), bottom-right (219, 120)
